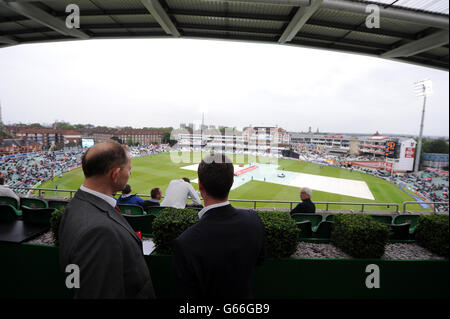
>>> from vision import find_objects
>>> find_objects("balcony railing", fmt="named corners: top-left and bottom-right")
top-left (10, 186), bottom-right (449, 214)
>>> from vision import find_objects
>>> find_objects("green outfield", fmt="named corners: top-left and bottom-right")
top-left (38, 152), bottom-right (426, 211)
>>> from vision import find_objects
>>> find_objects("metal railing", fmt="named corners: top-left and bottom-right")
top-left (10, 186), bottom-right (449, 214)
top-left (402, 201), bottom-right (449, 213)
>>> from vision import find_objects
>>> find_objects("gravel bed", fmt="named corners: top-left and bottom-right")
top-left (28, 234), bottom-right (446, 260)
top-left (381, 243), bottom-right (444, 260)
top-left (291, 242), bottom-right (351, 259)
top-left (27, 231), bottom-right (54, 246)
top-left (291, 242), bottom-right (446, 260)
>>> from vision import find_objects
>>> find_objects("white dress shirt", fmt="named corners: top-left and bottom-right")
top-left (80, 185), bottom-right (116, 208)
top-left (198, 201), bottom-right (230, 219)
top-left (160, 179), bottom-right (202, 209)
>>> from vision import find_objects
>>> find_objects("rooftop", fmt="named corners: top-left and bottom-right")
top-left (0, 0), bottom-right (448, 70)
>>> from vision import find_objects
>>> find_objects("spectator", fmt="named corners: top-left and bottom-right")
top-left (58, 141), bottom-right (155, 299)
top-left (172, 154), bottom-right (265, 298)
top-left (290, 187), bottom-right (316, 215)
top-left (116, 184), bottom-right (145, 206)
top-left (161, 177), bottom-right (202, 209)
top-left (0, 176), bottom-right (20, 203)
top-left (142, 187), bottom-right (162, 211)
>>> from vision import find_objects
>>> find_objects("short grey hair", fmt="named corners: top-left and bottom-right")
top-left (301, 187), bottom-right (312, 198)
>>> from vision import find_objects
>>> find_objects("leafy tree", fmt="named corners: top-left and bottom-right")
top-left (423, 138), bottom-right (449, 154)
top-left (418, 138), bottom-right (449, 165)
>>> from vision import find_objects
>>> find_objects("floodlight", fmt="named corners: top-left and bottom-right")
top-left (414, 79), bottom-right (433, 96)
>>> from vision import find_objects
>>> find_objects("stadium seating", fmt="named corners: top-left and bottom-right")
top-left (20, 198), bottom-right (48, 209)
top-left (123, 214), bottom-right (156, 237)
top-left (145, 206), bottom-right (168, 216)
top-left (370, 215), bottom-right (393, 225)
top-left (393, 215), bottom-right (420, 233)
top-left (296, 221), bottom-right (313, 239)
top-left (47, 200), bottom-right (69, 211)
top-left (118, 204), bottom-right (145, 216)
top-left (388, 223), bottom-right (411, 240)
top-left (0, 204), bottom-right (18, 222)
top-left (21, 206), bottom-right (55, 225)
top-left (291, 214), bottom-right (323, 230)
top-left (325, 214), bottom-right (335, 222)
top-left (313, 221), bottom-right (334, 239)
top-left (0, 196), bottom-right (20, 209)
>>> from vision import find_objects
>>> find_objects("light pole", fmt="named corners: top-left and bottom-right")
top-left (413, 79), bottom-right (433, 173)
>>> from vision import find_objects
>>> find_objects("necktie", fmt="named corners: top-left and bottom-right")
top-left (114, 205), bottom-right (122, 215)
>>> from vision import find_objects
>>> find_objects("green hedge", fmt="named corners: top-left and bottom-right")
top-left (50, 208), bottom-right (64, 246)
top-left (152, 207), bottom-right (199, 254)
top-left (152, 208), bottom-right (298, 258)
top-left (331, 214), bottom-right (390, 258)
top-left (415, 214), bottom-right (449, 258)
top-left (256, 211), bottom-right (299, 258)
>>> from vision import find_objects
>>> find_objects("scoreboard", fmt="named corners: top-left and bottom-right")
top-left (385, 140), bottom-right (399, 158)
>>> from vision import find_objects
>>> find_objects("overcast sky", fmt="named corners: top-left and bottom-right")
top-left (0, 38), bottom-right (448, 137)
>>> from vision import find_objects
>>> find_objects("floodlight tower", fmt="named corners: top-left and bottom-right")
top-left (413, 79), bottom-right (433, 173)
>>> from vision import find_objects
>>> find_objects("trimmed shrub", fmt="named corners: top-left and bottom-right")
top-left (152, 207), bottom-right (199, 254)
top-left (50, 207), bottom-right (64, 246)
top-left (331, 214), bottom-right (390, 258)
top-left (415, 214), bottom-right (449, 258)
top-left (256, 211), bottom-right (299, 258)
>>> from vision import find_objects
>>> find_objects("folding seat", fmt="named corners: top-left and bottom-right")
top-left (370, 215), bottom-right (393, 225)
top-left (388, 223), bottom-right (411, 240)
top-left (296, 220), bottom-right (313, 239)
top-left (0, 196), bottom-right (20, 209)
top-left (393, 215), bottom-right (420, 233)
top-left (21, 206), bottom-right (55, 225)
top-left (145, 206), bottom-right (168, 216)
top-left (291, 213), bottom-right (323, 231)
top-left (0, 204), bottom-right (18, 222)
top-left (118, 204), bottom-right (145, 216)
top-left (20, 197), bottom-right (48, 209)
top-left (313, 221), bottom-right (334, 239)
top-left (124, 214), bottom-right (156, 237)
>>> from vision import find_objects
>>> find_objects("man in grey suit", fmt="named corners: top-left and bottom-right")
top-left (59, 141), bottom-right (155, 298)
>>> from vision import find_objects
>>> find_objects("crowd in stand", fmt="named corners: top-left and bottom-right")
top-left (0, 143), bottom-right (448, 212)
top-left (0, 150), bottom-right (82, 194)
top-left (0, 144), bottom-right (170, 195)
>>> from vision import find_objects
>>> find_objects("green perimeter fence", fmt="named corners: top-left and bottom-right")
top-left (0, 242), bottom-right (448, 299)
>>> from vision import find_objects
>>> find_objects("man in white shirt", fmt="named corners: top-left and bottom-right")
top-left (161, 177), bottom-right (202, 209)
top-left (0, 176), bottom-right (20, 204)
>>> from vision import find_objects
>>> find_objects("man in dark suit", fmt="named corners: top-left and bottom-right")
top-left (290, 187), bottom-right (316, 215)
top-left (172, 154), bottom-right (265, 299)
top-left (59, 141), bottom-right (155, 299)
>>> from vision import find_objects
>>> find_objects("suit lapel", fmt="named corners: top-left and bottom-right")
top-left (75, 189), bottom-right (142, 246)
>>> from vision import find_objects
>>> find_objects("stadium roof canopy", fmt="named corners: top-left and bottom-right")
top-left (0, 0), bottom-right (448, 70)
